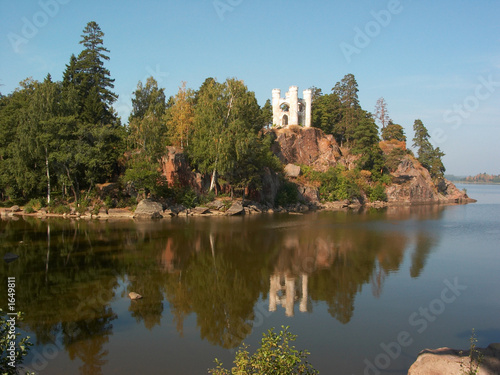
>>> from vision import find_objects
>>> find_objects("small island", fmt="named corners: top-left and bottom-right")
top-left (0, 22), bottom-right (474, 216)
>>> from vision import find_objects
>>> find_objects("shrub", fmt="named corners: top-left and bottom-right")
top-left (91, 203), bottom-right (102, 215)
top-left (1, 309), bottom-right (34, 375)
top-left (24, 198), bottom-right (45, 213)
top-left (209, 326), bottom-right (318, 375)
top-left (275, 181), bottom-right (298, 207)
top-left (52, 204), bottom-right (71, 214)
top-left (369, 182), bottom-right (387, 202)
top-left (460, 329), bottom-right (483, 375)
top-left (76, 199), bottom-right (90, 214)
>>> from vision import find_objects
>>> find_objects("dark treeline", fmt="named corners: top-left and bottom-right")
top-left (0, 21), bottom-right (446, 207)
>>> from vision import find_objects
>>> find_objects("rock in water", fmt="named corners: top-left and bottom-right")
top-left (3, 252), bottom-right (19, 263)
top-left (128, 292), bottom-right (143, 300)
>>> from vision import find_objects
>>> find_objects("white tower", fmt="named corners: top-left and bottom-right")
top-left (271, 86), bottom-right (312, 128)
top-left (272, 89), bottom-right (281, 127)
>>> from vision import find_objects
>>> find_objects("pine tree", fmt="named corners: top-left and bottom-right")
top-left (352, 111), bottom-right (384, 176)
top-left (63, 21), bottom-right (117, 125)
top-left (311, 93), bottom-right (342, 137)
top-left (332, 74), bottom-right (362, 145)
top-left (412, 119), bottom-right (445, 180)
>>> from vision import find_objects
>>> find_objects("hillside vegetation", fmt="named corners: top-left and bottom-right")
top-left (0, 21), bottom-right (462, 211)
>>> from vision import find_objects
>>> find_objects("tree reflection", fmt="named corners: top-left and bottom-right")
top-left (0, 205), bottom-right (443, 372)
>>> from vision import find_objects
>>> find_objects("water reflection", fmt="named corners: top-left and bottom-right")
top-left (0, 205), bottom-right (445, 373)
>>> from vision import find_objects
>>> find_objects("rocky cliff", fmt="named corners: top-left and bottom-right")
top-left (160, 126), bottom-right (473, 207)
top-left (267, 126), bottom-right (473, 205)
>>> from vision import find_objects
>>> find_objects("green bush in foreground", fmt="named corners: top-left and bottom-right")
top-left (209, 326), bottom-right (319, 375)
top-left (0, 309), bottom-right (34, 375)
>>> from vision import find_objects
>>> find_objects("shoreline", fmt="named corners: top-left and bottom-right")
top-left (0, 196), bottom-right (477, 221)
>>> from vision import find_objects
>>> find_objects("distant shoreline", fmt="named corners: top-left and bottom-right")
top-left (452, 181), bottom-right (500, 185)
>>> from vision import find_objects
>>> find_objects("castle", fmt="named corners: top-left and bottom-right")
top-left (272, 86), bottom-right (312, 128)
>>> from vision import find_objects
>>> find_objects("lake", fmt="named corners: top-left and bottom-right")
top-left (1, 184), bottom-right (499, 374)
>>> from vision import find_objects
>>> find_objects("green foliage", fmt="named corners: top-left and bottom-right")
top-left (175, 187), bottom-right (199, 208)
top-left (311, 93), bottom-right (342, 136)
top-left (104, 195), bottom-right (115, 209)
top-left (460, 329), bottom-right (483, 375)
top-left (412, 119), bottom-right (445, 180)
top-left (369, 182), bottom-right (387, 202)
top-left (301, 166), bottom-right (361, 202)
top-left (331, 73), bottom-right (362, 145)
top-left (209, 326), bottom-right (318, 375)
top-left (76, 198), bottom-right (90, 214)
top-left (260, 99), bottom-right (273, 128)
top-left (128, 77), bottom-right (168, 161)
top-left (24, 198), bottom-right (45, 213)
top-left (91, 202), bottom-right (102, 215)
top-left (123, 154), bottom-right (170, 199)
top-left (64, 21), bottom-right (117, 124)
top-left (351, 112), bottom-right (384, 176)
top-left (0, 309), bottom-right (34, 375)
top-left (188, 77), bottom-right (270, 193)
top-left (385, 147), bottom-right (407, 172)
top-left (381, 122), bottom-right (406, 142)
top-left (275, 180), bottom-right (299, 207)
top-left (0, 22), bottom-right (125, 204)
top-left (51, 204), bottom-right (71, 214)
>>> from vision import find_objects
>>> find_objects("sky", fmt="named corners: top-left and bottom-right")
top-left (1, 0), bottom-right (499, 176)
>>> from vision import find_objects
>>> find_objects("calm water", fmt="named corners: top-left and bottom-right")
top-left (1, 184), bottom-right (499, 375)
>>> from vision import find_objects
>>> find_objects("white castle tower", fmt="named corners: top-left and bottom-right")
top-left (272, 86), bottom-right (312, 128)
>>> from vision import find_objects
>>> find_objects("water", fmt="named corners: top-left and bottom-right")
top-left (1, 184), bottom-right (499, 374)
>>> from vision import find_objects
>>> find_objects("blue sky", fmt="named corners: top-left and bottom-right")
top-left (1, 0), bottom-right (499, 175)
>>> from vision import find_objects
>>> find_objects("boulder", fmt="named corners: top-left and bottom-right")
top-left (133, 199), bottom-right (164, 219)
top-left (226, 202), bottom-right (244, 216)
top-left (207, 199), bottom-right (226, 211)
top-left (297, 184), bottom-right (320, 204)
top-left (408, 343), bottom-right (500, 375)
top-left (284, 164), bottom-right (301, 178)
top-left (191, 206), bottom-right (211, 216)
top-left (10, 205), bottom-right (21, 212)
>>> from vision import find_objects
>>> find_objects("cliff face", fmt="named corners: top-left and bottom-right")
top-left (160, 127), bottom-right (472, 206)
top-left (268, 126), bottom-right (357, 171)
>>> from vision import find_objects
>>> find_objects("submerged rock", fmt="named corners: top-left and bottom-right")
top-left (128, 292), bottom-right (143, 300)
top-left (3, 252), bottom-right (19, 263)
